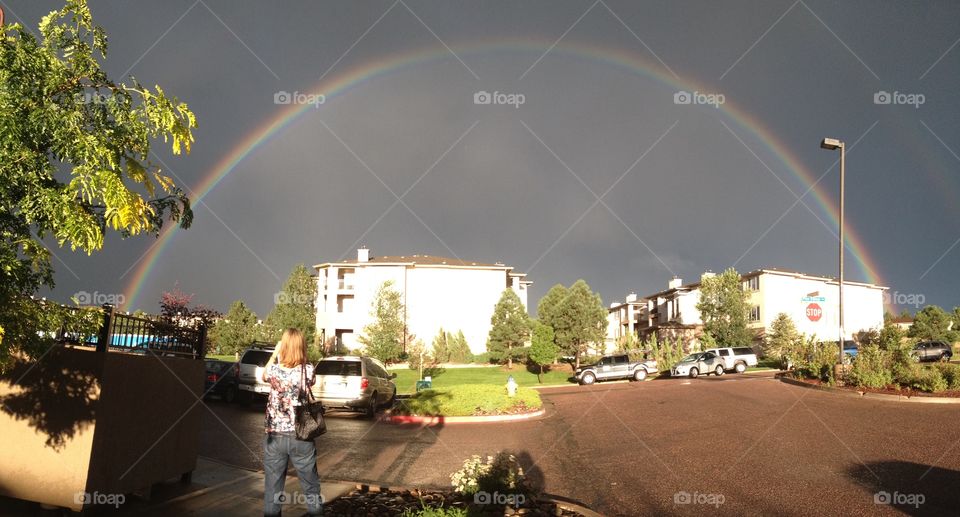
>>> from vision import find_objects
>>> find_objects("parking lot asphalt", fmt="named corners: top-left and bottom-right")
top-left (201, 371), bottom-right (960, 516)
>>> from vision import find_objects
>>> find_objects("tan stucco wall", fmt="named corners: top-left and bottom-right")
top-left (0, 346), bottom-right (204, 511)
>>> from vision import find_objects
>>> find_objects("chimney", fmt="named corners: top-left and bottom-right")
top-left (625, 292), bottom-right (638, 302)
top-left (357, 247), bottom-right (369, 263)
top-left (668, 277), bottom-right (683, 289)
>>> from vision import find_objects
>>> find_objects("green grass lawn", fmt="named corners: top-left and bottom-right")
top-left (206, 354), bottom-right (239, 362)
top-left (393, 384), bottom-right (542, 416)
top-left (391, 365), bottom-right (575, 395)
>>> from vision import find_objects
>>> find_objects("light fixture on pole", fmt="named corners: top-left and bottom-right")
top-left (820, 137), bottom-right (846, 376)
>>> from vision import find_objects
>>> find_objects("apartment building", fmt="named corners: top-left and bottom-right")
top-left (315, 248), bottom-right (532, 355)
top-left (608, 268), bottom-right (887, 351)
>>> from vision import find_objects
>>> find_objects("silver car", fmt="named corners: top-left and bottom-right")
top-left (312, 356), bottom-right (397, 417)
top-left (236, 344), bottom-right (275, 404)
top-left (670, 351), bottom-right (726, 378)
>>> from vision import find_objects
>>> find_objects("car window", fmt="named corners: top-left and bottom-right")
top-left (364, 359), bottom-right (384, 378)
top-left (733, 347), bottom-right (753, 355)
top-left (240, 350), bottom-right (272, 366)
top-left (316, 360), bottom-right (362, 376)
top-left (613, 356), bottom-right (627, 365)
top-left (719, 349), bottom-right (730, 356)
top-left (703, 352), bottom-right (715, 359)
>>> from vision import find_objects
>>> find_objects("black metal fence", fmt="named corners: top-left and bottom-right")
top-left (56, 304), bottom-right (207, 359)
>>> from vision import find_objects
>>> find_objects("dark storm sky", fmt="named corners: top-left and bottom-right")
top-left (9, 0), bottom-right (960, 317)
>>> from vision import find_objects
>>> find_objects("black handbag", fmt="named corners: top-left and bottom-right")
top-left (294, 363), bottom-right (326, 440)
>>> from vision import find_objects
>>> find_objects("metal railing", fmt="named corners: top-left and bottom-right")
top-left (56, 304), bottom-right (207, 359)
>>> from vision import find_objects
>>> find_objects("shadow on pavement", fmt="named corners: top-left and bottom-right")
top-left (847, 460), bottom-right (960, 516)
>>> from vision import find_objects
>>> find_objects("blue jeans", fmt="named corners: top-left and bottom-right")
top-left (263, 432), bottom-right (322, 516)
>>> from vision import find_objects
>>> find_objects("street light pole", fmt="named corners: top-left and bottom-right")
top-left (821, 137), bottom-right (846, 377)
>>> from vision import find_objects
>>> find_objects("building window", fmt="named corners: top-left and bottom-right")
top-left (749, 306), bottom-right (761, 322)
top-left (744, 276), bottom-right (760, 291)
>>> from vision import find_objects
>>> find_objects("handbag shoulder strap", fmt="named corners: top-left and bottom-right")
top-left (299, 363), bottom-right (315, 403)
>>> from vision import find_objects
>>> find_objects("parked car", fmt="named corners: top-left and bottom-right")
top-left (575, 353), bottom-right (658, 385)
top-left (204, 359), bottom-right (238, 403)
top-left (913, 341), bottom-right (953, 362)
top-left (312, 356), bottom-right (397, 417)
top-left (671, 351), bottom-right (726, 378)
top-left (236, 343), bottom-right (275, 404)
top-left (703, 347), bottom-right (758, 373)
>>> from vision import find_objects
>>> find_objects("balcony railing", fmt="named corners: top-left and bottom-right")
top-left (338, 279), bottom-right (354, 290)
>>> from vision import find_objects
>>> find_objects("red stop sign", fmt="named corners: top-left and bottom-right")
top-left (806, 303), bottom-right (823, 322)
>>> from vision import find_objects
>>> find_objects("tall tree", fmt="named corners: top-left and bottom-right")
top-left (538, 280), bottom-right (606, 371)
top-left (447, 330), bottom-right (472, 363)
top-left (0, 1), bottom-right (196, 368)
top-left (358, 280), bottom-right (405, 364)
top-left (908, 305), bottom-right (959, 343)
top-left (265, 264), bottom-right (317, 347)
top-left (696, 268), bottom-right (752, 347)
top-left (431, 327), bottom-right (451, 363)
top-left (487, 288), bottom-right (530, 369)
top-left (210, 300), bottom-right (261, 355)
top-left (528, 320), bottom-right (558, 382)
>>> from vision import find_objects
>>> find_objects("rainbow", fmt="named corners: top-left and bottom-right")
top-left (121, 38), bottom-right (886, 310)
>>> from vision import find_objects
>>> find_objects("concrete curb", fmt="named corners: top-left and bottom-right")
top-left (777, 375), bottom-right (960, 404)
top-left (346, 483), bottom-right (604, 517)
top-left (381, 408), bottom-right (546, 424)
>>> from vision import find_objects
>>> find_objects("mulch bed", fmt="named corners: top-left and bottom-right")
top-left (323, 486), bottom-right (587, 516)
top-left (790, 375), bottom-right (960, 398)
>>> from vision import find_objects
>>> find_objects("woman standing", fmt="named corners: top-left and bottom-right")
top-left (261, 328), bottom-right (322, 516)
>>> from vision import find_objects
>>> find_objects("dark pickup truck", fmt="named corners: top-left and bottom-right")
top-left (575, 353), bottom-right (658, 385)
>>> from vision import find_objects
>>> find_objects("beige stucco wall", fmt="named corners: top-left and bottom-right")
top-left (0, 346), bottom-right (203, 511)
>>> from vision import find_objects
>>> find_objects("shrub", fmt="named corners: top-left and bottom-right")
top-left (934, 363), bottom-right (960, 390)
top-left (393, 384), bottom-right (542, 417)
top-left (451, 452), bottom-right (528, 496)
top-left (401, 505), bottom-right (468, 517)
top-left (468, 352), bottom-right (492, 364)
top-left (792, 337), bottom-right (836, 384)
top-left (848, 345), bottom-right (893, 389)
top-left (901, 365), bottom-right (948, 393)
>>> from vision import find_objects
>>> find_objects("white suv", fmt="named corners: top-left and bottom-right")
top-left (312, 356), bottom-right (397, 417)
top-left (236, 344), bottom-right (275, 404)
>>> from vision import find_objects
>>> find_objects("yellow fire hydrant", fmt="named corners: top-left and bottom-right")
top-left (506, 375), bottom-right (518, 397)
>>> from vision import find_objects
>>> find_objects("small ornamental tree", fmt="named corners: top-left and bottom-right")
top-left (358, 281), bottom-right (406, 364)
top-left (764, 313), bottom-right (801, 359)
top-left (696, 268), bottom-right (752, 348)
top-left (448, 330), bottom-right (472, 363)
top-left (487, 289), bottom-right (530, 370)
top-left (528, 320), bottom-right (557, 382)
top-left (210, 300), bottom-right (262, 355)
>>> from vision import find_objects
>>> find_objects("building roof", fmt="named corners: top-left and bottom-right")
top-left (315, 254), bottom-right (515, 270)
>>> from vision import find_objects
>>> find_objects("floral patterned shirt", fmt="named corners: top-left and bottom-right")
top-left (263, 363), bottom-right (315, 433)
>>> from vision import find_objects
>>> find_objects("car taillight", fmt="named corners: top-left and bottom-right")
top-left (235, 364), bottom-right (240, 377)
top-left (360, 377), bottom-right (369, 389)
top-left (206, 373), bottom-right (218, 382)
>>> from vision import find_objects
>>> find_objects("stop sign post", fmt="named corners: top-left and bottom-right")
top-left (806, 303), bottom-right (822, 322)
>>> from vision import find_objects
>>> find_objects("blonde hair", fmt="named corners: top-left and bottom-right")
top-left (278, 328), bottom-right (307, 368)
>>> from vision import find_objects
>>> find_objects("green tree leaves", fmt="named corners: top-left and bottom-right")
top-left (536, 280), bottom-right (606, 371)
top-left (696, 268), bottom-right (752, 348)
top-left (486, 288), bottom-right (530, 370)
top-left (358, 280), bottom-right (406, 364)
top-left (265, 264), bottom-right (317, 348)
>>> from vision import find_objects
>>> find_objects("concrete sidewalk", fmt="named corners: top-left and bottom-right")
top-left (118, 456), bottom-right (354, 516)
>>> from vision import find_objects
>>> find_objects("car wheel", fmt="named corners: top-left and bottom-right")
top-left (633, 369), bottom-right (647, 381)
top-left (386, 391), bottom-right (397, 409)
top-left (364, 394), bottom-right (378, 418)
top-left (224, 385), bottom-right (237, 404)
top-left (714, 365), bottom-right (724, 376)
top-left (689, 368), bottom-right (699, 379)
top-left (580, 372), bottom-right (596, 385)
top-left (734, 362), bottom-right (747, 374)
top-left (941, 353), bottom-right (951, 363)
